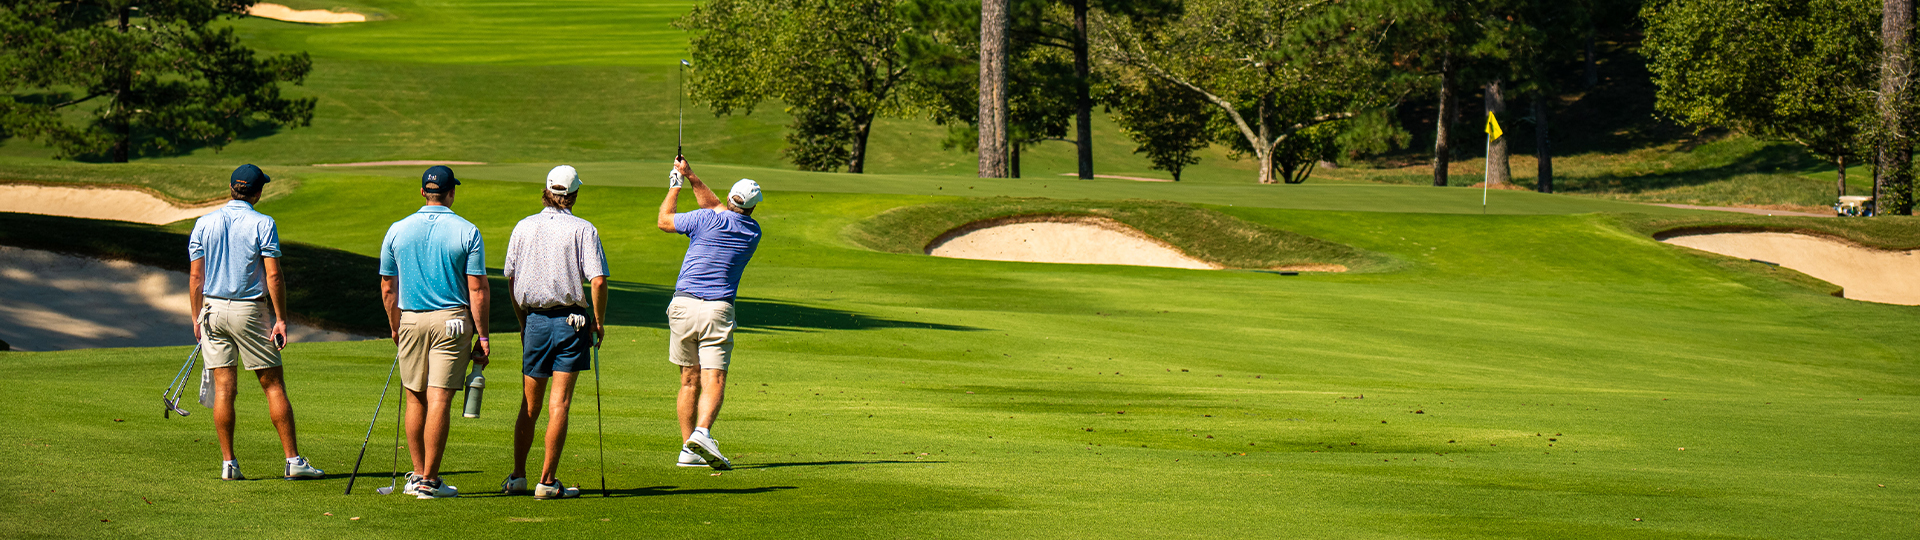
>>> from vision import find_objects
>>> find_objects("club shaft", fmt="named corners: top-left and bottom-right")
top-left (345, 354), bottom-right (400, 495)
top-left (595, 345), bottom-right (606, 496)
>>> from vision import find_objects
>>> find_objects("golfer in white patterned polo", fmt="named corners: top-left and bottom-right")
top-left (500, 165), bottom-right (609, 499)
top-left (188, 164), bottom-right (323, 481)
top-left (656, 157), bottom-right (761, 470)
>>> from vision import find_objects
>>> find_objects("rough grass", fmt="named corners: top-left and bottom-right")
top-left (844, 197), bottom-right (1399, 272)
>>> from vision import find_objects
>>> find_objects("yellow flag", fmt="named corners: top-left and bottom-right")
top-left (1485, 112), bottom-right (1503, 140)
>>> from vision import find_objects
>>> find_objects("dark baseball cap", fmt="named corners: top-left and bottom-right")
top-left (422, 165), bottom-right (460, 193)
top-left (231, 164), bottom-right (271, 192)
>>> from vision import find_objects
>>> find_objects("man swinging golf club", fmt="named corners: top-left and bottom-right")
top-left (379, 165), bottom-right (491, 499)
top-left (657, 157), bottom-right (760, 470)
top-left (187, 164), bottom-right (323, 481)
top-left (499, 166), bottom-right (609, 499)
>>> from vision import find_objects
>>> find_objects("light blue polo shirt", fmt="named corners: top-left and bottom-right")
top-left (188, 200), bottom-right (281, 300)
top-left (672, 208), bottom-right (760, 301)
top-left (379, 206), bottom-right (486, 311)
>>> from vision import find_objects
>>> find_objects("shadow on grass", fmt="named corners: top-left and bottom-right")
top-left (600, 280), bottom-right (981, 334)
top-left (729, 460), bottom-right (948, 470)
top-left (598, 485), bottom-right (799, 498)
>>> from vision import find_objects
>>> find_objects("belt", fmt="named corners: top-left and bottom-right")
top-left (673, 291), bottom-right (734, 304)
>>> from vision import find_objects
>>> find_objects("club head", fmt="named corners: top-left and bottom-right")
top-left (164, 397), bottom-right (191, 418)
top-left (376, 486), bottom-right (395, 495)
top-left (680, 59), bottom-right (691, 67)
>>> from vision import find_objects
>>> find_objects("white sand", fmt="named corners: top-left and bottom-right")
top-left (0, 184), bottom-right (222, 225)
top-left (0, 247), bottom-right (370, 351)
top-left (1663, 232), bottom-right (1920, 305)
top-left (248, 3), bottom-right (367, 24)
top-left (927, 217), bottom-right (1218, 269)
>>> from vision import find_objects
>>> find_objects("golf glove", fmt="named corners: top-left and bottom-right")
top-left (445, 319), bottom-right (465, 338)
top-left (669, 169), bottom-right (684, 189)
top-left (566, 313), bottom-right (587, 332)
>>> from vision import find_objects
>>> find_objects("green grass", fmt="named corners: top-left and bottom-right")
top-left (3, 177), bottom-right (1914, 538)
top-left (846, 197), bottom-right (1398, 272)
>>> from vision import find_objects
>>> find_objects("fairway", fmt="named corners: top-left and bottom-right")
top-left (2, 0), bottom-right (1918, 538)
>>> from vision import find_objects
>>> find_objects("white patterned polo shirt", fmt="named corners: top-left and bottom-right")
top-left (503, 207), bottom-right (609, 310)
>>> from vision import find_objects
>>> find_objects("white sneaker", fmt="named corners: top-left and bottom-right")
top-left (501, 475), bottom-right (528, 495)
top-left (683, 432), bottom-right (732, 471)
top-left (413, 478), bottom-right (459, 499)
top-left (676, 449), bottom-right (709, 468)
top-left (284, 456), bottom-right (324, 479)
top-left (400, 472), bottom-right (424, 495)
top-left (221, 460), bottom-right (244, 481)
top-left (533, 480), bottom-right (580, 500)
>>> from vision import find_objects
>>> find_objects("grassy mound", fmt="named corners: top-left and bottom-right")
top-left (845, 197), bottom-right (1398, 272)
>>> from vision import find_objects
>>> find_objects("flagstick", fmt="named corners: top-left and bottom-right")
top-left (1483, 131), bottom-right (1490, 215)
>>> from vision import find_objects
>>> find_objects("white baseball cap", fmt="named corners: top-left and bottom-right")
top-left (546, 165), bottom-right (581, 195)
top-left (729, 179), bottom-right (762, 208)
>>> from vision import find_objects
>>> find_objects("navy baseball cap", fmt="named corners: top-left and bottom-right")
top-left (231, 164), bottom-right (270, 192)
top-left (422, 165), bottom-right (460, 193)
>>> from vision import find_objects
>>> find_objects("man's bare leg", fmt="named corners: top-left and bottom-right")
top-left (512, 375), bottom-right (548, 481)
top-left (424, 387), bottom-right (457, 480)
top-left (212, 366), bottom-right (239, 461)
top-left (677, 367), bottom-right (728, 441)
top-left (404, 388), bottom-right (427, 477)
top-left (697, 368), bottom-right (727, 429)
top-left (541, 372), bottom-right (578, 483)
top-left (255, 367), bottom-right (300, 459)
top-left (677, 366), bottom-right (700, 441)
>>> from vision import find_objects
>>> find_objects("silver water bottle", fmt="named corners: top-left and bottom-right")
top-left (462, 366), bottom-right (485, 418)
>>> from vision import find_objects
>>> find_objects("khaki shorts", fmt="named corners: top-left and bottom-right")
top-left (667, 296), bottom-right (734, 370)
top-left (200, 297), bottom-right (281, 371)
top-left (397, 307), bottom-right (474, 391)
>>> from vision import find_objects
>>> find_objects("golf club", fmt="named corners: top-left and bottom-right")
top-left (344, 354), bottom-right (400, 495)
top-left (375, 395), bottom-right (405, 495)
top-left (161, 345), bottom-right (201, 418)
top-left (678, 59), bottom-right (690, 159)
top-left (593, 341), bottom-right (607, 497)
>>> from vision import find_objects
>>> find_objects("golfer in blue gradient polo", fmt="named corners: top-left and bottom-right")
top-left (656, 157), bottom-right (761, 471)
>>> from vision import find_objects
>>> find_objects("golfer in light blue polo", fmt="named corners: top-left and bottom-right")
top-left (378, 165), bottom-right (491, 499)
top-left (187, 164), bottom-right (323, 481)
top-left (656, 157), bottom-right (761, 470)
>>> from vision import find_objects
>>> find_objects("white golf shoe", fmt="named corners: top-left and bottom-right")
top-left (400, 472), bottom-right (425, 496)
top-left (683, 432), bottom-right (732, 470)
top-left (221, 460), bottom-right (244, 481)
top-left (676, 449), bottom-right (709, 468)
top-left (533, 480), bottom-right (580, 500)
top-left (283, 456), bottom-right (324, 479)
top-left (413, 478), bottom-right (459, 499)
top-left (501, 475), bottom-right (528, 495)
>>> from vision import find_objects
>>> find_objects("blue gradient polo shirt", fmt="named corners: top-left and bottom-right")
top-left (187, 200), bottom-right (281, 300)
top-left (672, 208), bottom-right (760, 301)
top-left (379, 205), bottom-right (486, 311)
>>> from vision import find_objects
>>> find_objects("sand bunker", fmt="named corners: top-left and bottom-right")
top-left (927, 216), bottom-right (1218, 269)
top-left (1662, 232), bottom-right (1920, 305)
top-left (0, 247), bottom-right (370, 351)
top-left (0, 184), bottom-right (222, 225)
top-left (248, 3), bottom-right (367, 24)
top-left (313, 160), bottom-right (486, 167)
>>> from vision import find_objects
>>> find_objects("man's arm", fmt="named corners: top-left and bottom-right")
top-left (679, 159), bottom-right (722, 210)
top-left (589, 276), bottom-right (608, 344)
top-left (658, 182), bottom-right (681, 233)
top-left (509, 276), bottom-right (527, 332)
top-left (467, 274), bottom-right (490, 367)
top-left (189, 259), bottom-right (206, 341)
top-left (262, 257), bottom-right (289, 349)
top-left (381, 275), bottom-right (401, 344)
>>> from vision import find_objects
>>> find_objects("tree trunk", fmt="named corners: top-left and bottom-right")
top-left (1258, 91), bottom-right (1277, 184)
top-left (1011, 143), bottom-right (1022, 178)
top-left (1257, 148), bottom-right (1276, 185)
top-left (1584, 32), bottom-right (1599, 89)
top-left (111, 6), bottom-right (132, 163)
top-left (1876, 0), bottom-right (1915, 214)
top-left (1838, 155), bottom-right (1848, 198)
top-left (1484, 80), bottom-right (1509, 187)
top-left (1534, 95), bottom-right (1552, 193)
top-left (1434, 51), bottom-right (1454, 187)
top-left (978, 0), bottom-right (1011, 178)
top-left (1072, 0), bottom-right (1093, 180)
top-left (848, 115), bottom-right (872, 174)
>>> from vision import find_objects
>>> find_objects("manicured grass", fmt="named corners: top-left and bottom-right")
top-left (846, 197), bottom-right (1398, 272)
top-left (3, 178), bottom-right (1914, 538)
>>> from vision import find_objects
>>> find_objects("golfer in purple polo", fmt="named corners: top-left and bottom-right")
top-left (655, 157), bottom-right (760, 470)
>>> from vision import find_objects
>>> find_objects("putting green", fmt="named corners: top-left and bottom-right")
top-left (3, 177), bottom-right (1913, 538)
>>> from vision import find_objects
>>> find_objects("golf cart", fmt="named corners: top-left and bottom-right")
top-left (1836, 195), bottom-right (1875, 217)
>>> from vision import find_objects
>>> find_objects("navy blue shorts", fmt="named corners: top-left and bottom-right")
top-left (521, 307), bottom-right (593, 378)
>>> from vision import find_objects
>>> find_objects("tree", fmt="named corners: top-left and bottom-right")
top-left (1876, 0), bottom-right (1915, 214)
top-left (1106, 76), bottom-right (1209, 180)
top-left (1093, 0), bottom-right (1414, 184)
top-left (1644, 0), bottom-right (1879, 199)
top-left (677, 0), bottom-right (912, 173)
top-left (980, 0), bottom-right (1011, 177)
top-left (0, 0), bottom-right (314, 162)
